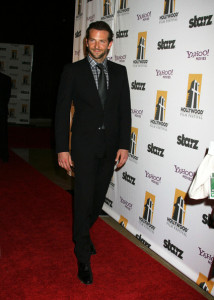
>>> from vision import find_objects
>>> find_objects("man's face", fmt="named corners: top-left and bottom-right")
top-left (86, 29), bottom-right (113, 63)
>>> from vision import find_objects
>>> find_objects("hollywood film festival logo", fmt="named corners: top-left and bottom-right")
top-left (159, 0), bottom-right (179, 23)
top-left (166, 189), bottom-right (189, 236)
top-left (117, 0), bottom-right (130, 15)
top-left (129, 127), bottom-right (139, 163)
top-left (139, 192), bottom-right (156, 233)
top-left (133, 32), bottom-right (148, 67)
top-left (180, 74), bottom-right (204, 120)
top-left (101, 0), bottom-right (114, 21)
top-left (150, 91), bottom-right (168, 131)
top-left (196, 273), bottom-right (214, 294)
top-left (119, 215), bottom-right (128, 228)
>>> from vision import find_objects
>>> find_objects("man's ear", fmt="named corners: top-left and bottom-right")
top-left (108, 40), bottom-right (113, 50)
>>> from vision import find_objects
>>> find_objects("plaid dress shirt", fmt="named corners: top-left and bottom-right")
top-left (87, 55), bottom-right (109, 89)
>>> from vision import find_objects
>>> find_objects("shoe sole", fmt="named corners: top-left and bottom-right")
top-left (78, 275), bottom-right (93, 285)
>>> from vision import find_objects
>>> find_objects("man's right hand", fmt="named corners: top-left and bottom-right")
top-left (58, 152), bottom-right (74, 172)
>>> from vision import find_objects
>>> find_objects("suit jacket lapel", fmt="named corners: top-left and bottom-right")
top-left (105, 60), bottom-right (115, 109)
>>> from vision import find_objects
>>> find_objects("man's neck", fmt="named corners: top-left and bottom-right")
top-left (88, 54), bottom-right (107, 64)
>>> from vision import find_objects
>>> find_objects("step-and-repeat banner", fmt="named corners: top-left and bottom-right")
top-left (73, 0), bottom-right (214, 295)
top-left (0, 43), bottom-right (33, 124)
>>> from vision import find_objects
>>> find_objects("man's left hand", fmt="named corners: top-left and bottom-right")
top-left (115, 149), bottom-right (128, 169)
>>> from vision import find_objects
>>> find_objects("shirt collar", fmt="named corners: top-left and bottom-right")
top-left (87, 55), bottom-right (108, 69)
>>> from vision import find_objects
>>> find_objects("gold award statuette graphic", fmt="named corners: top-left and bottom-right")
top-left (143, 191), bottom-right (155, 224)
top-left (196, 273), bottom-right (214, 294)
top-left (164, 0), bottom-right (175, 14)
top-left (155, 91), bottom-right (167, 121)
top-left (120, 0), bottom-right (127, 10)
top-left (136, 32), bottom-right (147, 60)
top-left (172, 189), bottom-right (186, 225)
top-left (103, 0), bottom-right (112, 16)
top-left (186, 74), bottom-right (202, 108)
top-left (130, 127), bottom-right (138, 155)
top-left (119, 215), bottom-right (128, 228)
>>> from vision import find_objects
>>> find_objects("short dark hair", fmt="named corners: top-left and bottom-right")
top-left (86, 21), bottom-right (114, 43)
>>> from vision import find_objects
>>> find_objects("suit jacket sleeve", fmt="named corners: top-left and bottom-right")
top-left (55, 64), bottom-right (74, 153)
top-left (0, 73), bottom-right (11, 108)
top-left (118, 66), bottom-right (131, 150)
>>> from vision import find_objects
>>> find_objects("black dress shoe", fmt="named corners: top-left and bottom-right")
top-left (90, 243), bottom-right (96, 255)
top-left (78, 262), bottom-right (93, 285)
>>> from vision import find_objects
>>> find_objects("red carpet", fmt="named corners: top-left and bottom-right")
top-left (8, 125), bottom-right (54, 148)
top-left (0, 152), bottom-right (206, 299)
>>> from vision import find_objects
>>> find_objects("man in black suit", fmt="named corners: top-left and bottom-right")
top-left (0, 72), bottom-right (11, 162)
top-left (55, 21), bottom-right (131, 284)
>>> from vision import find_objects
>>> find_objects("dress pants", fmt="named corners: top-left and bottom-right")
top-left (0, 104), bottom-right (9, 161)
top-left (73, 129), bottom-right (115, 263)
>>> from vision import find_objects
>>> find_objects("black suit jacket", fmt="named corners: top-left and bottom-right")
top-left (0, 72), bottom-right (11, 111)
top-left (0, 72), bottom-right (12, 161)
top-left (55, 58), bottom-right (131, 159)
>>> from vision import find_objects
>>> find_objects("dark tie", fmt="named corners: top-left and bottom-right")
top-left (97, 63), bottom-right (107, 110)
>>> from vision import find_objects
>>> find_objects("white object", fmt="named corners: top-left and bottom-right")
top-left (188, 142), bottom-right (214, 199)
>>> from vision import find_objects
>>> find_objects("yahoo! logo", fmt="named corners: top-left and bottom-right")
top-left (198, 247), bottom-right (213, 264)
top-left (156, 69), bottom-right (173, 79)
top-left (115, 54), bottom-right (127, 63)
top-left (131, 108), bottom-right (143, 119)
top-left (145, 170), bottom-right (161, 185)
top-left (174, 165), bottom-right (195, 181)
top-left (120, 196), bottom-right (133, 211)
top-left (187, 50), bottom-right (209, 61)
top-left (137, 11), bottom-right (151, 21)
